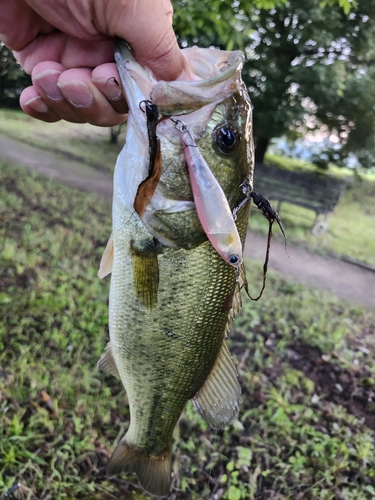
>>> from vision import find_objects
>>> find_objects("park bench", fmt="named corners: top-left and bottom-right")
top-left (253, 163), bottom-right (346, 232)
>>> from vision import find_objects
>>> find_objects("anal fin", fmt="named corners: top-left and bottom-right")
top-left (192, 341), bottom-right (241, 430)
top-left (97, 342), bottom-right (120, 379)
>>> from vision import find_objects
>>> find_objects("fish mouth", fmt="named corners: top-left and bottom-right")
top-left (113, 39), bottom-right (248, 249)
top-left (150, 47), bottom-right (245, 116)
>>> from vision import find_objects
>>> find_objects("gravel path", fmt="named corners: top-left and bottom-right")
top-left (2, 132), bottom-right (374, 309)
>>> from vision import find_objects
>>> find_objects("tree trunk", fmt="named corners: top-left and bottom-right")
top-left (109, 124), bottom-right (123, 144)
top-left (255, 137), bottom-right (269, 164)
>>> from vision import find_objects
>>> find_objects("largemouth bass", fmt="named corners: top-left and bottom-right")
top-left (98, 39), bottom-right (254, 497)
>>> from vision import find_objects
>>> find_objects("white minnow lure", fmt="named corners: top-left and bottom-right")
top-left (179, 123), bottom-right (243, 269)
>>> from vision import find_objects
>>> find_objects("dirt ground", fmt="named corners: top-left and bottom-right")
top-left (1, 132), bottom-right (374, 310)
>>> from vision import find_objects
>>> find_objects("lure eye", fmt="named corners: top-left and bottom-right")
top-left (214, 123), bottom-right (241, 155)
top-left (229, 254), bottom-right (240, 265)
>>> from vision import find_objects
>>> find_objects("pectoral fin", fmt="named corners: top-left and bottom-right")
top-left (132, 246), bottom-right (159, 309)
top-left (192, 341), bottom-right (240, 429)
top-left (98, 233), bottom-right (114, 279)
top-left (97, 342), bottom-right (120, 379)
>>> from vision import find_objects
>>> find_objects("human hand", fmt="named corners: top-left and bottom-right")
top-left (0, 0), bottom-right (184, 126)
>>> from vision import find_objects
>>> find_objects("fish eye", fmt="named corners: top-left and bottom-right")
top-left (213, 123), bottom-right (241, 155)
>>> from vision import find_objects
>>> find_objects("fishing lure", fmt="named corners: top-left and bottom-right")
top-left (133, 100), bottom-right (163, 216)
top-left (234, 189), bottom-right (287, 300)
top-left (177, 120), bottom-right (243, 269)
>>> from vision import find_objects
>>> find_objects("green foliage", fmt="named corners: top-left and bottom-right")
top-left (266, 152), bottom-right (318, 173)
top-left (320, 0), bottom-right (357, 15)
top-left (1, 159), bottom-right (375, 499)
top-left (172, 0), bottom-right (375, 168)
top-left (333, 66), bottom-right (375, 169)
top-left (0, 44), bottom-right (31, 108)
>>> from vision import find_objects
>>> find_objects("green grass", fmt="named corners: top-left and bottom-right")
top-left (1, 160), bottom-right (375, 499)
top-left (251, 154), bottom-right (375, 267)
top-left (0, 109), bottom-right (125, 172)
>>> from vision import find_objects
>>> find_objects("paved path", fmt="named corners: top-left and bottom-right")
top-left (244, 232), bottom-right (375, 309)
top-left (2, 132), bottom-right (374, 309)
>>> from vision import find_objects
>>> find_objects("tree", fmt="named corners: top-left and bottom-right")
top-left (246, 0), bottom-right (375, 165)
top-left (172, 0), bottom-right (375, 167)
top-left (0, 43), bottom-right (31, 108)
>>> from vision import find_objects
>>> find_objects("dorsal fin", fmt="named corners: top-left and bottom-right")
top-left (97, 342), bottom-right (120, 379)
top-left (192, 341), bottom-right (240, 429)
top-left (98, 233), bottom-right (114, 279)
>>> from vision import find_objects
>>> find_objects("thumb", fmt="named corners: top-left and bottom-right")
top-left (109, 0), bottom-right (184, 81)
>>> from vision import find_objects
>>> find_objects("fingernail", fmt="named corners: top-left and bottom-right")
top-left (57, 80), bottom-right (94, 108)
top-left (12, 50), bottom-right (21, 63)
top-left (92, 77), bottom-right (122, 101)
top-left (33, 70), bottom-right (64, 101)
top-left (24, 96), bottom-right (49, 113)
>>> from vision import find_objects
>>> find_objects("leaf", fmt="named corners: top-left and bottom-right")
top-left (227, 485), bottom-right (242, 500)
top-left (236, 446), bottom-right (252, 466)
top-left (227, 460), bottom-right (235, 471)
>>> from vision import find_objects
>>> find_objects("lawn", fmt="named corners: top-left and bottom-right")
top-left (1, 160), bottom-right (375, 499)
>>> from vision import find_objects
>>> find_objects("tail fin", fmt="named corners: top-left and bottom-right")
top-left (107, 437), bottom-right (172, 497)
